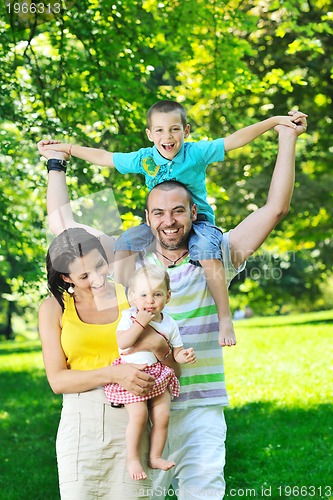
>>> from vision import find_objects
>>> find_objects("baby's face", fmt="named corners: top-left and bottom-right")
top-left (131, 277), bottom-right (170, 315)
top-left (146, 111), bottom-right (190, 160)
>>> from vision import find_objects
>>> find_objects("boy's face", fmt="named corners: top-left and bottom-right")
top-left (146, 111), bottom-right (190, 160)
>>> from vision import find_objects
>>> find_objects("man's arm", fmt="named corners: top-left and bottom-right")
top-left (229, 115), bottom-right (307, 269)
top-left (224, 112), bottom-right (307, 152)
top-left (41, 142), bottom-right (115, 167)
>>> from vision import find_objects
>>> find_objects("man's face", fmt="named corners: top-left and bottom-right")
top-left (145, 186), bottom-right (197, 250)
top-left (146, 111), bottom-right (190, 160)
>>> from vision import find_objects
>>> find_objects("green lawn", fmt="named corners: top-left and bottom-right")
top-left (1, 311), bottom-right (332, 499)
top-left (223, 310), bottom-right (333, 499)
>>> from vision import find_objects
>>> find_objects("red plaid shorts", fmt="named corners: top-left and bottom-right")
top-left (104, 359), bottom-right (180, 404)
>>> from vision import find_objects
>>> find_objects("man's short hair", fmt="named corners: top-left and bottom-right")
top-left (146, 181), bottom-right (194, 210)
top-left (147, 100), bottom-right (188, 129)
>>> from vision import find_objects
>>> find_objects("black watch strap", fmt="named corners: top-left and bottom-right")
top-left (47, 158), bottom-right (67, 173)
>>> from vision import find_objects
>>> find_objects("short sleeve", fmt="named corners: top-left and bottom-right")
top-left (166, 315), bottom-right (183, 348)
top-left (194, 138), bottom-right (225, 164)
top-left (113, 150), bottom-right (143, 174)
top-left (116, 308), bottom-right (133, 332)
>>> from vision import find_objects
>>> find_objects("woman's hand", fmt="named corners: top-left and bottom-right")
top-left (122, 326), bottom-right (169, 359)
top-left (110, 363), bottom-right (155, 396)
top-left (37, 139), bottom-right (69, 161)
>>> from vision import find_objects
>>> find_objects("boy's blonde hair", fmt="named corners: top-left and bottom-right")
top-left (128, 265), bottom-right (170, 295)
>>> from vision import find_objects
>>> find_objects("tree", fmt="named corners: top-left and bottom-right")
top-left (0, 0), bottom-right (332, 333)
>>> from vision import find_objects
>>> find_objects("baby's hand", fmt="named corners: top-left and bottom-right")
top-left (135, 309), bottom-right (155, 328)
top-left (180, 347), bottom-right (196, 364)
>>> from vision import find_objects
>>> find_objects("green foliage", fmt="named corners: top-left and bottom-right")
top-left (0, 0), bottom-right (332, 330)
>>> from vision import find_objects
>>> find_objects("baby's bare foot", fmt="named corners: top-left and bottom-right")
top-left (218, 317), bottom-right (236, 347)
top-left (127, 458), bottom-right (148, 481)
top-left (149, 457), bottom-right (176, 471)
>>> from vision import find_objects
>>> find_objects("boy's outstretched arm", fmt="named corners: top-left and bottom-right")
top-left (224, 111), bottom-right (307, 152)
top-left (229, 113), bottom-right (307, 269)
top-left (41, 141), bottom-right (115, 167)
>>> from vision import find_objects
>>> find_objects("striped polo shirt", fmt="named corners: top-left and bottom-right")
top-left (143, 231), bottom-right (245, 410)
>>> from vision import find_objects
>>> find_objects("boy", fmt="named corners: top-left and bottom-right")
top-left (41, 101), bottom-right (305, 346)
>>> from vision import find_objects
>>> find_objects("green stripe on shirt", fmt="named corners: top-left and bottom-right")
top-left (180, 372), bottom-right (225, 386)
top-left (171, 304), bottom-right (218, 320)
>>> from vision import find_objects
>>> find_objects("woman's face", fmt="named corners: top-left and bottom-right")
top-left (64, 249), bottom-right (109, 296)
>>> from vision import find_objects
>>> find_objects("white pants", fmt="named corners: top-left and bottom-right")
top-left (150, 406), bottom-right (227, 500)
top-left (56, 389), bottom-right (151, 499)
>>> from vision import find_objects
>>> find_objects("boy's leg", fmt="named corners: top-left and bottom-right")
top-left (148, 390), bottom-right (175, 471)
top-left (200, 259), bottom-right (236, 346)
top-left (189, 221), bottom-right (235, 346)
top-left (114, 224), bottom-right (155, 286)
top-left (125, 401), bottom-right (149, 480)
top-left (114, 250), bottom-right (137, 287)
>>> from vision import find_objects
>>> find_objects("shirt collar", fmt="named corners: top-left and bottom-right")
top-left (152, 143), bottom-right (186, 165)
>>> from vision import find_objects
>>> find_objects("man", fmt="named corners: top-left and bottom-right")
top-left (131, 116), bottom-right (307, 500)
top-left (38, 113), bottom-right (307, 499)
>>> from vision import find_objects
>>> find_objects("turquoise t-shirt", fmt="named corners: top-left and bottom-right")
top-left (113, 139), bottom-right (225, 224)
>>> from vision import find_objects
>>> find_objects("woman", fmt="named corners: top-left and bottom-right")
top-left (39, 227), bottom-right (153, 498)
top-left (38, 144), bottom-right (176, 499)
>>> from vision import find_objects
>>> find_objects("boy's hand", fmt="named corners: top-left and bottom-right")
top-left (41, 142), bottom-right (72, 154)
top-left (275, 111), bottom-right (308, 130)
top-left (288, 110), bottom-right (308, 134)
top-left (37, 139), bottom-right (69, 161)
top-left (275, 111), bottom-right (308, 136)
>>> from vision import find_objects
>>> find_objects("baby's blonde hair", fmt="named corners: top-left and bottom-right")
top-left (128, 265), bottom-right (170, 295)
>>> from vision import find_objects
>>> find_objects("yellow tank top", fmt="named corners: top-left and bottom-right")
top-left (61, 283), bottom-right (128, 370)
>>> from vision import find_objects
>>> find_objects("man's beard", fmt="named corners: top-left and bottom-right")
top-left (158, 231), bottom-right (189, 251)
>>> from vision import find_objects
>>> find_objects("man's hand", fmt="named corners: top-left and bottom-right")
top-left (275, 111), bottom-right (307, 136)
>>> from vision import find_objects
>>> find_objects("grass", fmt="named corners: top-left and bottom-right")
top-left (0, 311), bottom-right (332, 499)
top-left (223, 310), bottom-right (333, 499)
top-left (0, 340), bottom-right (61, 499)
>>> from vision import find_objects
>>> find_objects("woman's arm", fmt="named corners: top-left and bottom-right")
top-left (38, 140), bottom-right (109, 236)
top-left (37, 140), bottom-right (116, 264)
top-left (38, 297), bottom-right (155, 395)
top-left (120, 327), bottom-right (182, 378)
